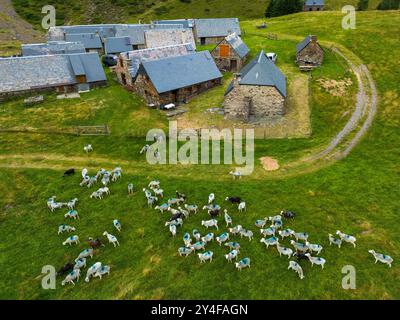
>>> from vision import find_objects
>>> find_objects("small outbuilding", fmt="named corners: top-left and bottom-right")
top-left (211, 33), bottom-right (249, 72)
top-left (224, 50), bottom-right (287, 122)
top-left (304, 0), bottom-right (325, 11)
top-left (134, 51), bottom-right (222, 106)
top-left (194, 18), bottom-right (242, 45)
top-left (296, 35), bottom-right (324, 69)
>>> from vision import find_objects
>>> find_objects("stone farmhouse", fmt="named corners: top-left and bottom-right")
top-left (134, 51), bottom-right (222, 106)
top-left (296, 35), bottom-right (324, 69)
top-left (144, 28), bottom-right (196, 50)
top-left (304, 0), bottom-right (325, 11)
top-left (0, 53), bottom-right (106, 100)
top-left (115, 43), bottom-right (195, 88)
top-left (21, 41), bottom-right (86, 56)
top-left (154, 18), bottom-right (242, 45)
top-left (224, 50), bottom-right (287, 122)
top-left (211, 33), bottom-right (249, 72)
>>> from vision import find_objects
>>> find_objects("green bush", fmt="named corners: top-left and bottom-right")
top-left (265, 0), bottom-right (303, 18)
top-left (377, 0), bottom-right (400, 9)
top-left (357, 0), bottom-right (369, 10)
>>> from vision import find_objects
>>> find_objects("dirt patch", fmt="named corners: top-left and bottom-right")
top-left (260, 156), bottom-right (279, 171)
top-left (317, 77), bottom-right (353, 97)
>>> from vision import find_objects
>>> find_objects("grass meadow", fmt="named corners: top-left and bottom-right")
top-left (0, 11), bottom-right (399, 299)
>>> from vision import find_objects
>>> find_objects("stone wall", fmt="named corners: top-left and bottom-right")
top-left (296, 41), bottom-right (324, 66)
top-left (224, 84), bottom-right (285, 122)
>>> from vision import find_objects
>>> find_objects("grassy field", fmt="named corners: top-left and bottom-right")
top-left (0, 11), bottom-right (399, 300)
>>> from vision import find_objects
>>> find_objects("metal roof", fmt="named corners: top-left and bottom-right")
top-left (224, 33), bottom-right (249, 59)
top-left (227, 50), bottom-right (286, 97)
top-left (104, 37), bottom-right (134, 54)
top-left (21, 41), bottom-right (86, 56)
top-left (140, 51), bottom-right (222, 94)
top-left (0, 53), bottom-right (106, 93)
top-left (65, 33), bottom-right (103, 49)
top-left (305, 0), bottom-right (324, 6)
top-left (194, 18), bottom-right (241, 38)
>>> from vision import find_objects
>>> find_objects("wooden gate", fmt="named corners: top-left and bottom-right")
top-left (75, 125), bottom-right (110, 136)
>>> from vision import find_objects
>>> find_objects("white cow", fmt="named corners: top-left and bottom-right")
top-left (288, 261), bottom-right (304, 279)
top-left (85, 262), bottom-right (102, 282)
top-left (103, 231), bottom-right (120, 247)
top-left (62, 235), bottom-right (80, 246)
top-left (61, 269), bottom-right (80, 286)
top-left (201, 219), bottom-right (218, 230)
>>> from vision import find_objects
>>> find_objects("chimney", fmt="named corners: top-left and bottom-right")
top-left (311, 35), bottom-right (318, 43)
top-left (233, 73), bottom-right (242, 86)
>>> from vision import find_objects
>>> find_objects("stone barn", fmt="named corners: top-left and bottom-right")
top-left (303, 0), bottom-right (325, 11)
top-left (296, 35), bottom-right (324, 69)
top-left (211, 33), bottom-right (249, 72)
top-left (65, 33), bottom-right (103, 54)
top-left (115, 43), bottom-right (195, 89)
top-left (0, 53), bottom-right (106, 100)
top-left (134, 51), bottom-right (222, 106)
top-left (224, 50), bottom-right (287, 122)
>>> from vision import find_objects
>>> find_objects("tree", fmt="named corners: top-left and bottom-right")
top-left (265, 0), bottom-right (303, 18)
top-left (377, 0), bottom-right (400, 10)
top-left (357, 0), bottom-right (369, 10)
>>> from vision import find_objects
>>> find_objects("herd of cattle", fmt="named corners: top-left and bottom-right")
top-left (51, 162), bottom-right (394, 286)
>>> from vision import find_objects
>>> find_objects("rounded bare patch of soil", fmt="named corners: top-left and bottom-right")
top-left (260, 156), bottom-right (280, 171)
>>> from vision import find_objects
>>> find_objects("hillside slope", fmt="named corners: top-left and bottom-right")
top-left (0, 0), bottom-right (43, 56)
top-left (12, 0), bottom-right (383, 29)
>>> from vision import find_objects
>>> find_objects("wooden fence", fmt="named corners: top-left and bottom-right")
top-left (75, 125), bottom-right (110, 136)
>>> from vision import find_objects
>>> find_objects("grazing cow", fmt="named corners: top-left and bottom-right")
top-left (260, 227), bottom-right (276, 237)
top-left (235, 257), bottom-right (251, 271)
top-left (64, 210), bottom-right (79, 220)
top-left (277, 244), bottom-right (293, 259)
top-left (278, 228), bottom-right (294, 239)
top-left (191, 241), bottom-right (206, 251)
top-left (147, 196), bottom-right (158, 208)
top-left (368, 250), bottom-right (393, 268)
top-left (290, 240), bottom-right (309, 252)
top-left (306, 242), bottom-right (323, 255)
top-left (293, 232), bottom-right (309, 242)
top-left (168, 197), bottom-right (184, 206)
top-left (288, 261), bottom-right (304, 279)
top-left (61, 269), bottom-right (80, 286)
top-left (183, 233), bottom-right (192, 247)
top-left (224, 242), bottom-right (241, 252)
top-left (192, 229), bottom-right (201, 241)
top-left (169, 224), bottom-right (177, 237)
top-left (73, 258), bottom-right (86, 270)
top-left (63, 168), bottom-right (75, 177)
top-left (208, 193), bottom-right (215, 204)
top-left (229, 225), bottom-right (243, 235)
top-left (229, 171), bottom-right (242, 180)
top-left (165, 218), bottom-right (183, 227)
top-left (239, 229), bottom-right (253, 241)
top-left (225, 197), bottom-right (242, 204)
top-left (155, 203), bottom-right (170, 213)
top-left (66, 198), bottom-right (78, 210)
top-left (148, 180), bottom-right (160, 189)
top-left (216, 232), bottom-right (229, 245)
top-left (184, 204), bottom-right (198, 214)
top-left (88, 237), bottom-right (104, 249)
top-left (201, 233), bottom-right (214, 243)
top-left (176, 191), bottom-right (187, 201)
top-left (255, 218), bottom-right (268, 228)
top-left (57, 262), bottom-right (74, 276)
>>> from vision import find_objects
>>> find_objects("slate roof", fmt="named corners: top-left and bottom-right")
top-left (0, 53), bottom-right (106, 93)
top-left (144, 28), bottom-right (196, 50)
top-left (104, 37), bottom-right (134, 54)
top-left (226, 50), bottom-right (286, 98)
top-left (224, 33), bottom-right (249, 59)
top-left (65, 33), bottom-right (103, 49)
top-left (114, 24), bottom-right (183, 46)
top-left (140, 51), bottom-right (222, 94)
top-left (296, 35), bottom-right (321, 54)
top-left (194, 18), bottom-right (241, 38)
top-left (121, 43), bottom-right (195, 79)
top-left (22, 41), bottom-right (86, 56)
top-left (60, 25), bottom-right (118, 39)
top-left (154, 19), bottom-right (195, 29)
top-left (305, 0), bottom-right (324, 6)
